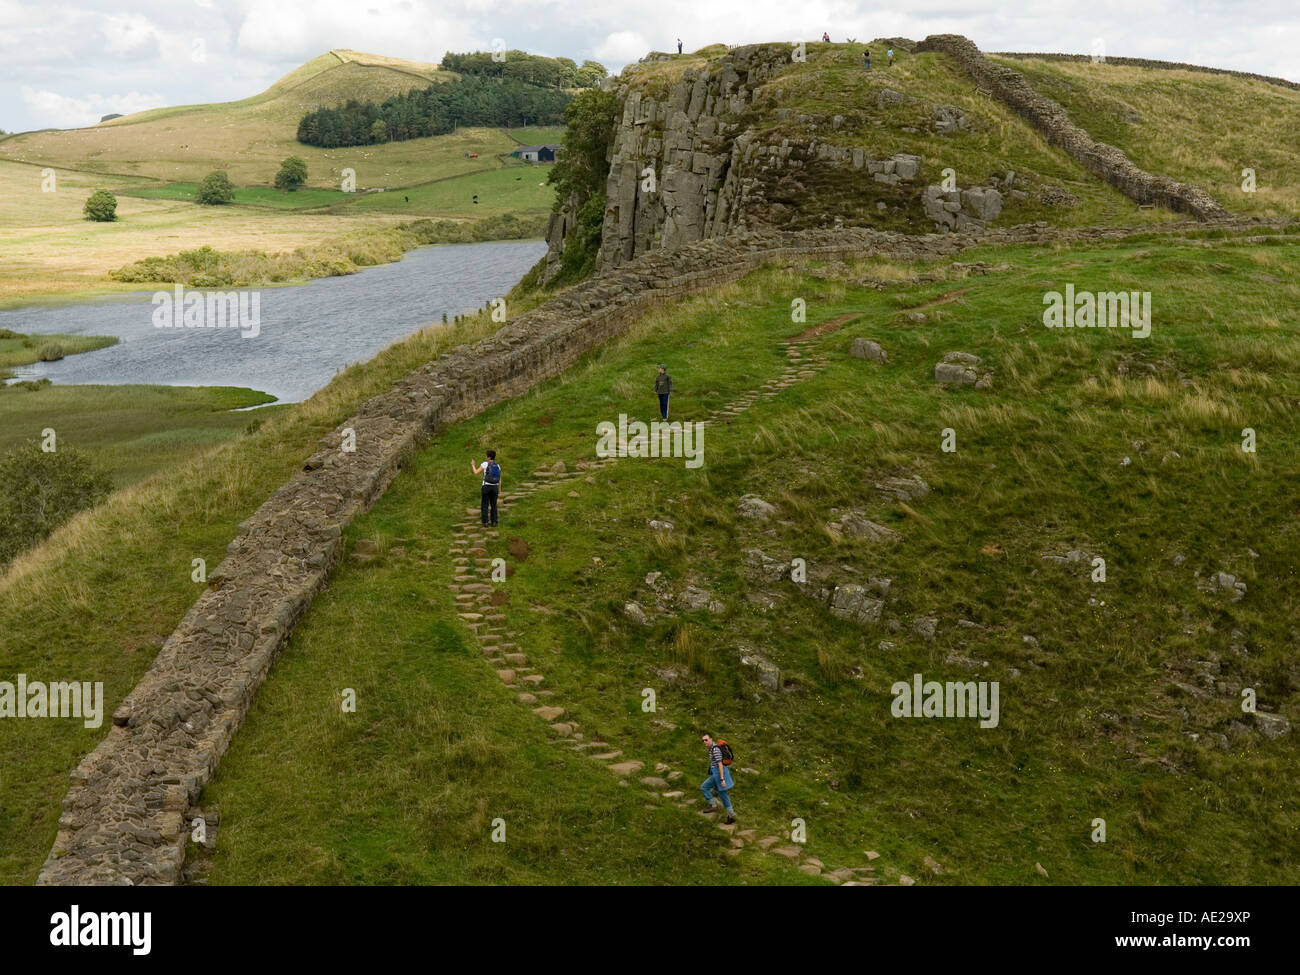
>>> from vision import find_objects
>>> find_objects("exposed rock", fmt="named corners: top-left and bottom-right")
top-left (850, 338), bottom-right (888, 363)
top-left (745, 548), bottom-right (790, 582)
top-left (912, 616), bottom-right (938, 640)
top-left (1255, 712), bottom-right (1290, 739)
top-left (738, 646), bottom-right (781, 691)
top-left (875, 475), bottom-right (930, 501)
top-left (737, 494), bottom-right (778, 520)
top-left (829, 585), bottom-right (885, 625)
top-left (624, 601), bottom-right (651, 625)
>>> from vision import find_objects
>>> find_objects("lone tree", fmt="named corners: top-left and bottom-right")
top-left (274, 156), bottom-right (308, 192)
top-left (83, 189), bottom-right (117, 222)
top-left (369, 119), bottom-right (388, 144)
top-left (196, 170), bottom-right (235, 205)
top-left (0, 441), bottom-right (112, 566)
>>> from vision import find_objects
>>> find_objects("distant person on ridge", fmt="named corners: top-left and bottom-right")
top-left (677, 38), bottom-right (683, 54)
top-left (863, 49), bottom-right (871, 70)
top-left (471, 449), bottom-right (502, 527)
top-left (888, 48), bottom-right (895, 67)
top-left (822, 32), bottom-right (830, 43)
top-left (700, 734), bottom-right (736, 824)
top-left (655, 364), bottom-right (673, 420)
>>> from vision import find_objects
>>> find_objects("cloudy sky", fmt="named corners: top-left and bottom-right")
top-left (1, 0), bottom-right (1296, 132)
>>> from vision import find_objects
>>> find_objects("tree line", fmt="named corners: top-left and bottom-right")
top-left (441, 51), bottom-right (606, 89)
top-left (297, 76), bottom-right (572, 148)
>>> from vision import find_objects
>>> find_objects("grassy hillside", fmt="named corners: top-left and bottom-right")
top-left (991, 57), bottom-right (1300, 219)
top-left (193, 226), bottom-right (1299, 885)
top-left (0, 384), bottom-right (279, 488)
top-left (0, 281), bottom-right (561, 885)
top-left (0, 50), bottom-right (456, 187)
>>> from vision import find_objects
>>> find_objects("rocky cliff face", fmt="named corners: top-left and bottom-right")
top-left (545, 44), bottom-right (949, 280)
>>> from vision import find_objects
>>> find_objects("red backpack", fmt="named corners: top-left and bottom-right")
top-left (715, 740), bottom-right (734, 766)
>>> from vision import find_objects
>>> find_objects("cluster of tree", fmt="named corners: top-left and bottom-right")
top-left (296, 77), bottom-right (570, 148)
top-left (196, 158), bottom-right (305, 205)
top-left (0, 441), bottom-right (112, 568)
top-left (441, 51), bottom-right (607, 89)
top-left (84, 190), bottom-right (117, 221)
top-left (543, 88), bottom-right (619, 285)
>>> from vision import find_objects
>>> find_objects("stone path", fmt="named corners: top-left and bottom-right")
top-left (445, 331), bottom-right (903, 885)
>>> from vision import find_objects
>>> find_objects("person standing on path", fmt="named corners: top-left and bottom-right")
top-left (471, 449), bottom-right (501, 527)
top-left (700, 734), bottom-right (736, 823)
top-left (863, 49), bottom-right (871, 70)
top-left (887, 48), bottom-right (895, 67)
top-left (655, 364), bottom-right (673, 420)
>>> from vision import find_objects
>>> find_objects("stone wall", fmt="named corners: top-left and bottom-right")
top-left (38, 216), bottom-right (1290, 885)
top-left (916, 34), bottom-right (1230, 221)
top-left (991, 52), bottom-right (1300, 93)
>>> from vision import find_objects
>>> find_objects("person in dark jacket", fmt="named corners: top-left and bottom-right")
top-left (471, 449), bottom-right (501, 527)
top-left (654, 364), bottom-right (673, 419)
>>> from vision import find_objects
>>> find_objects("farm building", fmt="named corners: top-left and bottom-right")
top-left (511, 144), bottom-right (561, 163)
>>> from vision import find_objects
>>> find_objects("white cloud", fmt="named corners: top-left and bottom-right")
top-left (101, 13), bottom-right (162, 54)
top-left (20, 85), bottom-right (164, 129)
top-left (594, 30), bottom-right (651, 64)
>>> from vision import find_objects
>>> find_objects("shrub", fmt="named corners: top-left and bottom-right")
top-left (274, 156), bottom-right (308, 191)
top-left (0, 328), bottom-right (21, 339)
top-left (0, 441), bottom-right (113, 566)
top-left (196, 171), bottom-right (235, 205)
top-left (83, 189), bottom-right (117, 222)
top-left (37, 343), bottom-right (65, 361)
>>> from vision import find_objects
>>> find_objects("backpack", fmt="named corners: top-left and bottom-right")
top-left (484, 461), bottom-right (501, 485)
top-left (715, 740), bottom-right (734, 766)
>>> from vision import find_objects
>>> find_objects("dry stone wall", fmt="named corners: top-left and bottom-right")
top-left (39, 215), bottom-right (1287, 885)
top-left (916, 34), bottom-right (1230, 221)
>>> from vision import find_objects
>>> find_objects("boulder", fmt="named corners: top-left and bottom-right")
top-left (738, 646), bottom-right (781, 691)
top-left (839, 512), bottom-right (902, 542)
top-left (737, 494), bottom-right (778, 520)
top-left (829, 585), bottom-right (885, 625)
top-left (850, 338), bottom-right (888, 363)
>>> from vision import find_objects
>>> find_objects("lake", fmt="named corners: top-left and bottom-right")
top-left (0, 239), bottom-right (546, 403)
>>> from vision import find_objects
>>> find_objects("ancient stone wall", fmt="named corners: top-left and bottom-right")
top-left (39, 215), bottom-right (1289, 885)
top-left (916, 34), bottom-right (1230, 221)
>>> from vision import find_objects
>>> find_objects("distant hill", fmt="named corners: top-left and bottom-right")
top-left (0, 49), bottom-right (467, 186)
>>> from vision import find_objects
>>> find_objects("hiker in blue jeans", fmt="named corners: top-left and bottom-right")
top-left (700, 733), bottom-right (736, 823)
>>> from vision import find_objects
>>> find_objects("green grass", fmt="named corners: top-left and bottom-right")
top-left (991, 57), bottom-right (1300, 219)
top-left (124, 183), bottom-right (351, 210)
top-left (198, 229), bottom-right (1300, 885)
top-left (0, 332), bottom-right (117, 369)
top-left (725, 44), bottom-right (1184, 231)
top-left (342, 165), bottom-right (556, 218)
top-left (505, 126), bottom-right (566, 145)
top-left (0, 384), bottom-right (280, 488)
top-left (0, 283), bottom-right (554, 885)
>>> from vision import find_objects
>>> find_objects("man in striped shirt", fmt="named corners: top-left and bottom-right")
top-left (700, 733), bottom-right (736, 824)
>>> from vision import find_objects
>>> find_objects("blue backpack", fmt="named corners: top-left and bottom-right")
top-left (484, 461), bottom-right (501, 485)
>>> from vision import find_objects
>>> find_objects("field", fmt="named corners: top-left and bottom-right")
top-left (343, 165), bottom-right (556, 218)
top-left (4, 224), bottom-right (1294, 884)
top-left (0, 45), bottom-right (561, 304)
top-left (991, 57), bottom-right (1300, 219)
top-left (124, 183), bottom-right (353, 210)
top-left (0, 384), bottom-right (280, 488)
top-left (0, 331), bottom-right (117, 377)
top-left (0, 159), bottom-right (408, 304)
top-left (189, 229), bottom-right (1300, 884)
